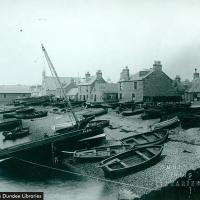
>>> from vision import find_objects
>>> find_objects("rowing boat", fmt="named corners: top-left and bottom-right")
top-left (71, 145), bottom-right (132, 161)
top-left (121, 108), bottom-right (144, 116)
top-left (121, 130), bottom-right (169, 147)
top-left (3, 127), bottom-right (30, 140)
top-left (152, 116), bottom-right (180, 130)
top-left (99, 145), bottom-right (163, 177)
top-left (82, 108), bottom-right (108, 118)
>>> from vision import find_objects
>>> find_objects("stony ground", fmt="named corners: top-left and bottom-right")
top-left (1, 106), bottom-right (200, 199)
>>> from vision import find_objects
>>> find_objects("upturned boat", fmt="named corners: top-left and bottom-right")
top-left (152, 116), bottom-right (180, 130)
top-left (99, 145), bottom-right (163, 177)
top-left (121, 108), bottom-right (144, 116)
top-left (82, 108), bottom-right (108, 118)
top-left (15, 111), bottom-right (48, 119)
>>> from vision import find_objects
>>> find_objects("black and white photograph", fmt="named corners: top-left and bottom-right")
top-left (0, 0), bottom-right (200, 199)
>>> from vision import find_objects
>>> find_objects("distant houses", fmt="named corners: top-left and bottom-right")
top-left (78, 70), bottom-right (118, 103)
top-left (0, 85), bottom-right (31, 104)
top-left (118, 61), bottom-right (180, 103)
top-left (41, 70), bottom-right (80, 97)
top-left (185, 69), bottom-right (200, 102)
top-left (29, 62), bottom-right (200, 104)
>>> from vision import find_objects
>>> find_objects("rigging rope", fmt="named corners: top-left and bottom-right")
top-left (11, 156), bottom-right (152, 191)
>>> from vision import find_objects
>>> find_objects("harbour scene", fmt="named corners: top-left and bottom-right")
top-left (1, 1), bottom-right (200, 199)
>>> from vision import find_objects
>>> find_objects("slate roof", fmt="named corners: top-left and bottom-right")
top-left (0, 85), bottom-right (31, 94)
top-left (44, 76), bottom-right (80, 90)
top-left (78, 76), bottom-right (96, 86)
top-left (188, 78), bottom-right (200, 93)
top-left (130, 69), bottom-right (153, 81)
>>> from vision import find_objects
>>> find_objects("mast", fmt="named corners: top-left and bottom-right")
top-left (41, 44), bottom-right (79, 126)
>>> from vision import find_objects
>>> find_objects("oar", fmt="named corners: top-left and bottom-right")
top-left (61, 150), bottom-right (74, 155)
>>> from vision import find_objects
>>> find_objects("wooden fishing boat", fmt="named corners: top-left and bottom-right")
top-left (41, 45), bottom-right (106, 148)
top-left (3, 127), bottom-right (29, 140)
top-left (121, 108), bottom-right (144, 116)
top-left (178, 114), bottom-right (200, 129)
top-left (0, 119), bottom-right (22, 131)
top-left (3, 112), bottom-right (16, 118)
top-left (82, 108), bottom-right (108, 118)
top-left (99, 145), bottom-right (163, 177)
top-left (54, 116), bottom-right (95, 134)
top-left (152, 116), bottom-right (180, 130)
top-left (15, 111), bottom-right (48, 119)
top-left (121, 130), bottom-right (168, 147)
top-left (141, 108), bottom-right (164, 120)
top-left (71, 145), bottom-right (132, 161)
top-left (87, 120), bottom-right (110, 129)
top-left (16, 107), bottom-right (35, 114)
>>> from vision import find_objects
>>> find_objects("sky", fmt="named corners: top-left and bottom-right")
top-left (0, 0), bottom-right (200, 85)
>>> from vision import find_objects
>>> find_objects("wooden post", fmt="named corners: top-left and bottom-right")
top-left (51, 143), bottom-right (55, 165)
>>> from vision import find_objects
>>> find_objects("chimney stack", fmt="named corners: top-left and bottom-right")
top-left (85, 72), bottom-right (91, 82)
top-left (175, 75), bottom-right (181, 83)
top-left (96, 70), bottom-right (102, 80)
top-left (120, 66), bottom-right (130, 81)
top-left (153, 61), bottom-right (162, 71)
top-left (193, 68), bottom-right (199, 79)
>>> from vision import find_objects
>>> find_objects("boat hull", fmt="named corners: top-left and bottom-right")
top-left (121, 130), bottom-right (169, 147)
top-left (100, 145), bottom-right (163, 177)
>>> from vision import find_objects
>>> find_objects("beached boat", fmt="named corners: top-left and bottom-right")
top-left (71, 145), bottom-right (131, 161)
top-left (141, 108), bottom-right (163, 120)
top-left (16, 107), bottom-right (35, 114)
top-left (121, 130), bottom-right (169, 147)
top-left (3, 112), bottom-right (16, 118)
top-left (121, 108), bottom-right (144, 116)
top-left (179, 114), bottom-right (200, 129)
top-left (152, 116), bottom-right (180, 130)
top-left (82, 108), bottom-right (108, 118)
top-left (0, 119), bottom-right (22, 131)
top-left (15, 111), bottom-right (48, 119)
top-left (99, 145), bottom-right (163, 177)
top-left (3, 127), bottom-right (29, 140)
top-left (53, 116), bottom-right (95, 134)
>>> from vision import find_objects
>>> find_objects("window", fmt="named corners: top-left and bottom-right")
top-left (83, 95), bottom-right (86, 100)
top-left (4, 94), bottom-right (6, 98)
top-left (134, 82), bottom-right (137, 89)
top-left (119, 93), bottom-right (122, 99)
top-left (132, 93), bottom-right (135, 100)
top-left (94, 95), bottom-right (96, 102)
top-left (119, 83), bottom-right (122, 91)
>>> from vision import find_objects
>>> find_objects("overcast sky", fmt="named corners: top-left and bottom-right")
top-left (0, 0), bottom-right (200, 85)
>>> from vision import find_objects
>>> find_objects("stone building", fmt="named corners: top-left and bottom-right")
top-left (56, 79), bottom-right (77, 98)
top-left (0, 85), bottom-right (31, 105)
top-left (78, 70), bottom-right (118, 103)
top-left (30, 85), bottom-right (42, 97)
top-left (118, 61), bottom-right (179, 103)
top-left (173, 75), bottom-right (185, 100)
top-left (185, 69), bottom-right (200, 101)
top-left (41, 70), bottom-right (80, 96)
